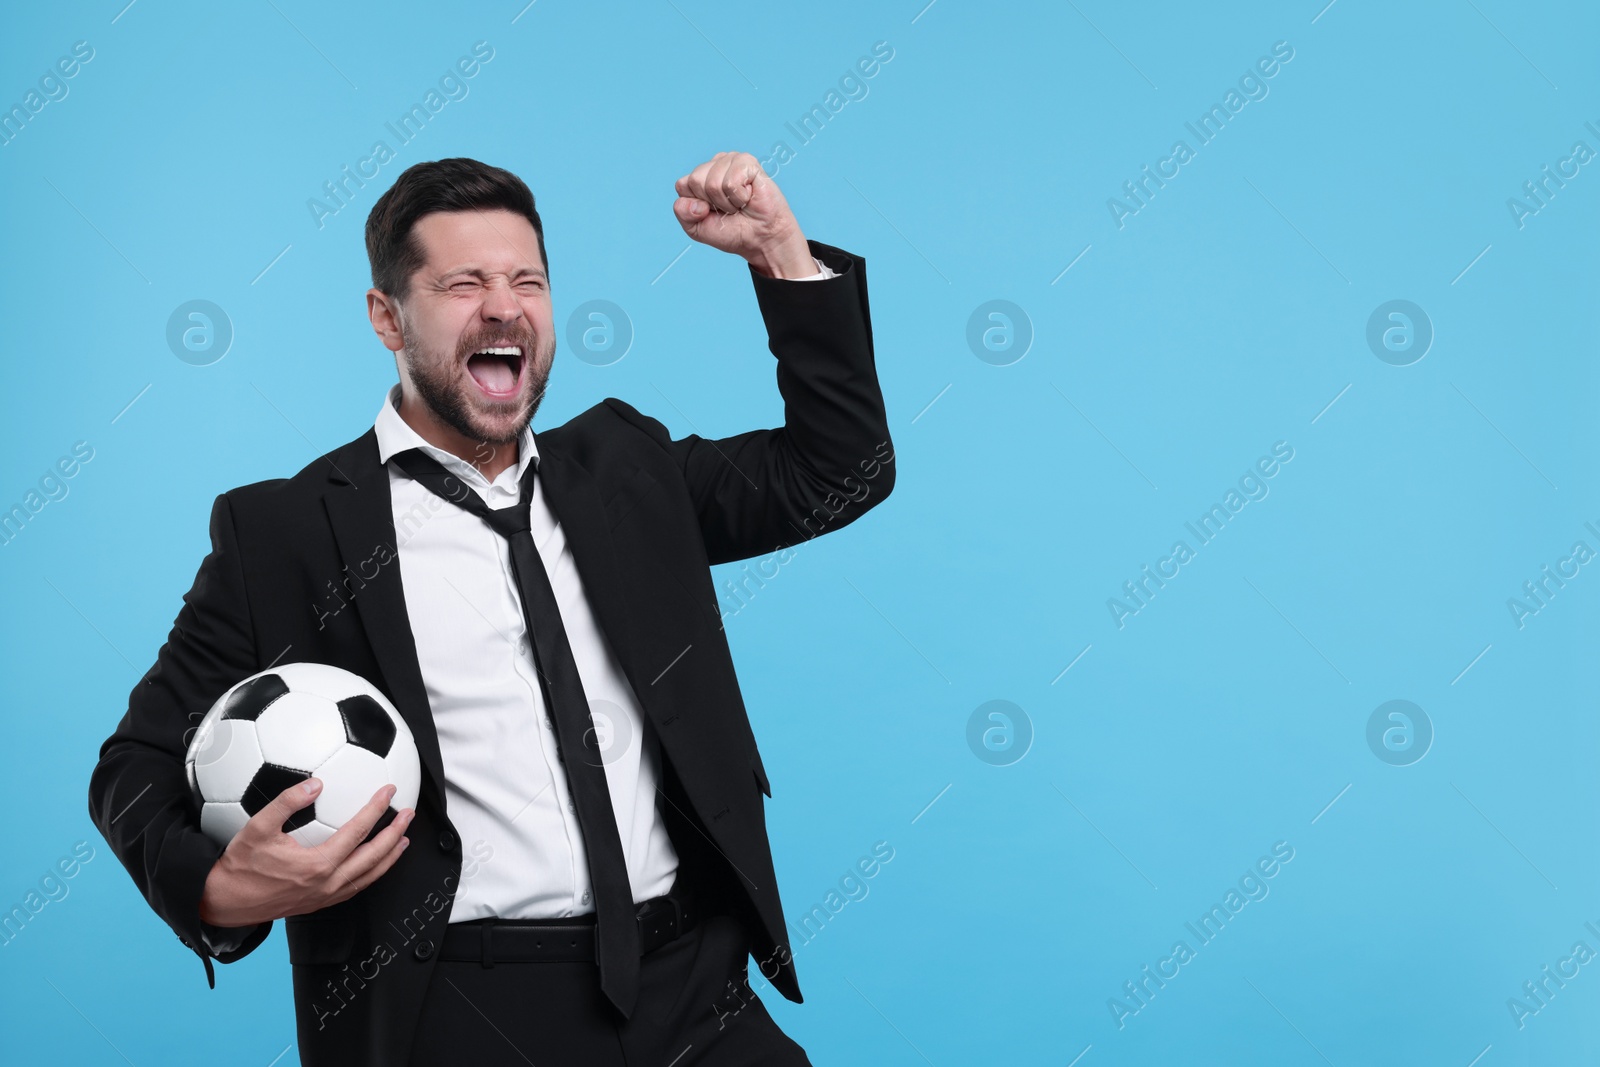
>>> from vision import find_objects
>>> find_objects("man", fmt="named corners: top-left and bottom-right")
top-left (88, 152), bottom-right (894, 1065)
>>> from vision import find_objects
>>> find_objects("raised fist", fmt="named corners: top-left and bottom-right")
top-left (673, 151), bottom-right (815, 279)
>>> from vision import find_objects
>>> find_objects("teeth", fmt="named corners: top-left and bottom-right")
top-left (475, 346), bottom-right (521, 357)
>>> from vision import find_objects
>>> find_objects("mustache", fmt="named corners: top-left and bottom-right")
top-left (458, 329), bottom-right (537, 357)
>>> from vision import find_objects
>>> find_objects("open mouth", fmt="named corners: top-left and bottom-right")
top-left (464, 345), bottom-right (525, 399)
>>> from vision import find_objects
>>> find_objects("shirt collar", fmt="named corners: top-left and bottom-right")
top-left (372, 383), bottom-right (539, 490)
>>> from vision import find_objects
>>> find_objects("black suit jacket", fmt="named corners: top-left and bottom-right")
top-left (87, 241), bottom-right (893, 1066)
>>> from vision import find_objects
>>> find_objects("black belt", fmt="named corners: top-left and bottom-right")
top-left (438, 885), bottom-right (699, 966)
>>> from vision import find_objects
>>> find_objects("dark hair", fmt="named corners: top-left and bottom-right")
top-left (365, 157), bottom-right (548, 303)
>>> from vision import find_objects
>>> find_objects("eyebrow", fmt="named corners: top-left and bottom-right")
top-left (438, 266), bottom-right (548, 282)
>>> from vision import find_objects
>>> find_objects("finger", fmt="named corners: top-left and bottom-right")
top-left (677, 158), bottom-right (717, 205)
top-left (329, 841), bottom-right (406, 904)
top-left (245, 777), bottom-right (323, 842)
top-left (316, 784), bottom-right (398, 864)
top-left (720, 154), bottom-right (760, 213)
top-left (701, 154), bottom-right (740, 214)
top-left (336, 806), bottom-right (414, 884)
top-left (345, 816), bottom-right (411, 887)
top-left (684, 156), bottom-right (726, 213)
top-left (674, 153), bottom-right (727, 198)
top-left (329, 831), bottom-right (410, 904)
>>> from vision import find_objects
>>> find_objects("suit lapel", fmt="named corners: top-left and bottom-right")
top-left (532, 436), bottom-right (655, 721)
top-left (319, 429), bottom-right (449, 811)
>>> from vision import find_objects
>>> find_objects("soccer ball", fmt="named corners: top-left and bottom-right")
top-left (185, 663), bottom-right (421, 848)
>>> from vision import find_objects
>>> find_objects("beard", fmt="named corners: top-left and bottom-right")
top-left (397, 309), bottom-right (556, 446)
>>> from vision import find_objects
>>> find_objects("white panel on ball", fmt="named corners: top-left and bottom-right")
top-left (200, 801), bottom-right (252, 843)
top-left (254, 692), bottom-right (348, 772)
top-left (313, 745), bottom-right (392, 828)
top-left (192, 720), bottom-right (264, 804)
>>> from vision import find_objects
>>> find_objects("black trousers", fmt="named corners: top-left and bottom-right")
top-left (407, 907), bottom-right (812, 1067)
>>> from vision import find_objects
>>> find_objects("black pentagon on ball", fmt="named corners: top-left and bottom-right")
top-left (243, 762), bottom-right (314, 832)
top-left (338, 694), bottom-right (396, 758)
top-left (220, 673), bottom-right (291, 722)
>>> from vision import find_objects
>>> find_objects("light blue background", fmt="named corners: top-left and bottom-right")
top-left (3, 1), bottom-right (1597, 1063)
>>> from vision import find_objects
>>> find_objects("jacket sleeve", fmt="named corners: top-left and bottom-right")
top-left (87, 492), bottom-right (272, 986)
top-left (605, 239), bottom-right (895, 566)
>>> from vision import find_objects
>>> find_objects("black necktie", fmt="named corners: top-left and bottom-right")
top-left (391, 446), bottom-right (642, 1018)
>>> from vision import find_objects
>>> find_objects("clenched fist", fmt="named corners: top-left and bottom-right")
top-left (674, 151), bottom-right (817, 278)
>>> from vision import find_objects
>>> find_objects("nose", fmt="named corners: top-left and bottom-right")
top-left (480, 279), bottom-right (523, 327)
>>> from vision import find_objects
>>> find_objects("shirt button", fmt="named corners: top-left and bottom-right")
top-left (567, 801), bottom-right (575, 813)
top-left (581, 892), bottom-right (590, 905)
top-left (518, 639), bottom-right (529, 655)
top-left (545, 716), bottom-right (554, 730)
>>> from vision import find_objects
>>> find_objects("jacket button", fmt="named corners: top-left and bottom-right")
top-left (413, 939), bottom-right (436, 961)
top-left (438, 830), bottom-right (457, 852)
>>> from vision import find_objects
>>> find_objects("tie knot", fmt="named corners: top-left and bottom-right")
top-left (392, 447), bottom-right (537, 541)
top-left (481, 501), bottom-right (531, 538)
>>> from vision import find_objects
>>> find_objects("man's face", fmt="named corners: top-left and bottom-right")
top-left (384, 208), bottom-right (555, 446)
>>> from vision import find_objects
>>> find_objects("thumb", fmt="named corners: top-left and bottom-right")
top-left (673, 196), bottom-right (709, 226)
top-left (251, 777), bottom-right (321, 837)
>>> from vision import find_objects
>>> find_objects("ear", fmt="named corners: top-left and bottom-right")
top-left (367, 288), bottom-right (405, 353)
